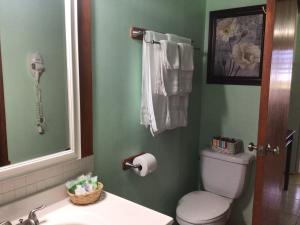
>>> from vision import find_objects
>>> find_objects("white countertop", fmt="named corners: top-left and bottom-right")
top-left (0, 185), bottom-right (173, 225)
top-left (39, 192), bottom-right (173, 225)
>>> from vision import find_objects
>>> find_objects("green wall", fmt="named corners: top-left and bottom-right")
top-left (0, 0), bottom-right (69, 163)
top-left (199, 0), bottom-right (265, 224)
top-left (92, 0), bottom-right (205, 217)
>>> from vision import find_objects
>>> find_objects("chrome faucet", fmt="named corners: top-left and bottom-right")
top-left (0, 221), bottom-right (12, 225)
top-left (16, 205), bottom-right (45, 225)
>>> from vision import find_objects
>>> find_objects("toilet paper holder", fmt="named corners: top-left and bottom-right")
top-left (122, 153), bottom-right (145, 171)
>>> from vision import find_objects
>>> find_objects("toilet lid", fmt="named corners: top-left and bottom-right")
top-left (176, 191), bottom-right (232, 224)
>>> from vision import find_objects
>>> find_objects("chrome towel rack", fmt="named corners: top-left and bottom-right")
top-left (129, 26), bottom-right (201, 50)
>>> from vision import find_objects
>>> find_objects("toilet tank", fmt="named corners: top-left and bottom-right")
top-left (200, 149), bottom-right (254, 199)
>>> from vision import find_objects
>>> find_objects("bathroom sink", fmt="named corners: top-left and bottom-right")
top-left (39, 208), bottom-right (108, 225)
top-left (3, 185), bottom-right (173, 225)
top-left (46, 223), bottom-right (94, 225)
top-left (40, 212), bottom-right (108, 225)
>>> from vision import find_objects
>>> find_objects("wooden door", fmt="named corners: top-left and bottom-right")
top-left (252, 0), bottom-right (298, 225)
top-left (0, 44), bottom-right (9, 166)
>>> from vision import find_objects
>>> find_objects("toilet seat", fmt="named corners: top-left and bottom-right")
top-left (176, 191), bottom-right (232, 224)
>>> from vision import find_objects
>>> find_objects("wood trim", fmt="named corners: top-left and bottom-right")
top-left (78, 0), bottom-right (93, 157)
top-left (253, 0), bottom-right (298, 224)
top-left (0, 44), bottom-right (10, 166)
top-left (252, 1), bottom-right (276, 224)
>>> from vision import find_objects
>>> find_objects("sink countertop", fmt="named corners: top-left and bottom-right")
top-left (38, 191), bottom-right (174, 225)
top-left (0, 184), bottom-right (173, 225)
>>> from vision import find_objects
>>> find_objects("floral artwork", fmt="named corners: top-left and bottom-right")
top-left (207, 6), bottom-right (266, 85)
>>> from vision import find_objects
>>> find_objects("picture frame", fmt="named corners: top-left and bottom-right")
top-left (207, 5), bottom-right (266, 85)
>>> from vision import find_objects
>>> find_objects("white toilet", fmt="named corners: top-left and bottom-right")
top-left (176, 149), bottom-right (254, 225)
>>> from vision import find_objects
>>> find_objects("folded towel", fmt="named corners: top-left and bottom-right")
top-left (178, 43), bottom-right (194, 94)
top-left (160, 40), bottom-right (180, 69)
top-left (166, 95), bottom-right (189, 129)
top-left (178, 95), bottom-right (189, 127)
top-left (141, 31), bottom-right (193, 135)
top-left (160, 66), bottom-right (179, 96)
top-left (179, 71), bottom-right (194, 94)
top-left (166, 33), bottom-right (192, 44)
top-left (166, 96), bottom-right (179, 129)
top-left (159, 40), bottom-right (180, 96)
top-left (178, 43), bottom-right (194, 71)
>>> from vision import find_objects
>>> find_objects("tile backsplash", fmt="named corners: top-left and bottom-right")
top-left (0, 156), bottom-right (94, 206)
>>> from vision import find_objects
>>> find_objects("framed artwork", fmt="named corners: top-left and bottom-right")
top-left (207, 5), bottom-right (266, 85)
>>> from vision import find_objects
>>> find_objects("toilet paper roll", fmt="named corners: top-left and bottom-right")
top-left (133, 153), bottom-right (157, 177)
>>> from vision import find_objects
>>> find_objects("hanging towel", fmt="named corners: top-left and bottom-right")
top-left (178, 43), bottom-right (194, 71)
top-left (141, 31), bottom-right (193, 135)
top-left (165, 34), bottom-right (192, 128)
top-left (178, 43), bottom-right (194, 94)
top-left (166, 33), bottom-right (192, 44)
top-left (178, 95), bottom-right (189, 127)
top-left (166, 95), bottom-right (189, 129)
top-left (140, 30), bottom-right (168, 136)
top-left (159, 40), bottom-right (180, 96)
top-left (160, 40), bottom-right (180, 69)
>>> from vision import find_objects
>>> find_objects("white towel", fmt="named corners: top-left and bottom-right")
top-left (166, 33), bottom-right (192, 44)
top-left (141, 31), bottom-right (193, 135)
top-left (160, 40), bottom-right (180, 69)
top-left (178, 43), bottom-right (194, 94)
top-left (179, 71), bottom-right (194, 94)
top-left (166, 95), bottom-right (189, 129)
top-left (141, 31), bottom-right (168, 135)
top-left (178, 43), bottom-right (194, 71)
top-left (165, 34), bottom-right (192, 128)
top-left (159, 40), bottom-right (180, 96)
top-left (178, 95), bottom-right (189, 127)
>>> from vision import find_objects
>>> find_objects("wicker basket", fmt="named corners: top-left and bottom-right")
top-left (211, 137), bottom-right (242, 155)
top-left (67, 182), bottom-right (104, 205)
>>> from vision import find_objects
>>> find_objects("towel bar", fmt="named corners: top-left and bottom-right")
top-left (130, 26), bottom-right (201, 50)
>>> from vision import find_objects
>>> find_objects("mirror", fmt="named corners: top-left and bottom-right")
top-left (0, 0), bottom-right (92, 178)
top-left (0, 0), bottom-right (69, 165)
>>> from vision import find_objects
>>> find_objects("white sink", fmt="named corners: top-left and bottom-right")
top-left (1, 185), bottom-right (173, 225)
top-left (38, 192), bottom-right (173, 225)
top-left (39, 209), bottom-right (107, 225)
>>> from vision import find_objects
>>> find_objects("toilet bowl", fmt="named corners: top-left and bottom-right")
top-left (176, 191), bottom-right (232, 225)
top-left (176, 149), bottom-right (254, 225)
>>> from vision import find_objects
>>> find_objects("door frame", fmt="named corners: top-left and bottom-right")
top-left (0, 43), bottom-right (10, 166)
top-left (252, 0), bottom-right (299, 224)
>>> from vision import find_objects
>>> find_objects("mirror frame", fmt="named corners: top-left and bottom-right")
top-left (0, 0), bottom-right (92, 180)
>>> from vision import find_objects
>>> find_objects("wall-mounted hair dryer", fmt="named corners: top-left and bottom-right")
top-left (30, 52), bottom-right (45, 83)
top-left (29, 52), bottom-right (46, 135)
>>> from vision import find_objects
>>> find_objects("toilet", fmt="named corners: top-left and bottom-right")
top-left (176, 149), bottom-right (254, 225)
